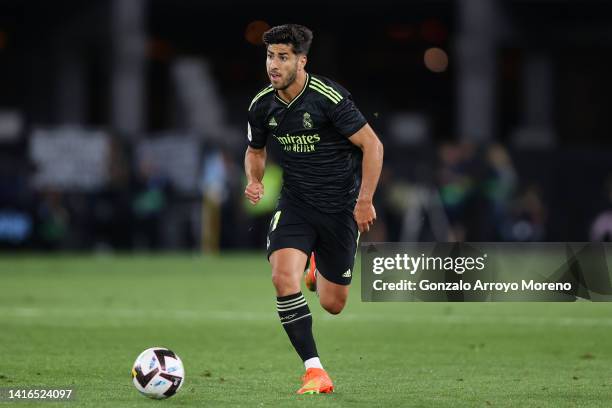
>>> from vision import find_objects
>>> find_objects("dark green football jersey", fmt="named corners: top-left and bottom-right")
top-left (247, 74), bottom-right (367, 213)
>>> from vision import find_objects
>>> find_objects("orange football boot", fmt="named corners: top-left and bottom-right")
top-left (304, 253), bottom-right (317, 292)
top-left (296, 368), bottom-right (334, 394)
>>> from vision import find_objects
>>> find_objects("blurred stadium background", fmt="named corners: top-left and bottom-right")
top-left (2, 0), bottom-right (612, 252)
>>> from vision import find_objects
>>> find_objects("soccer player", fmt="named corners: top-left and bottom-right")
top-left (244, 24), bottom-right (383, 394)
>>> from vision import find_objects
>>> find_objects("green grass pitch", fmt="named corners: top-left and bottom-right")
top-left (1, 254), bottom-right (612, 407)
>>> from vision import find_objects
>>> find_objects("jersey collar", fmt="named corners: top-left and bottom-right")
top-left (275, 73), bottom-right (310, 109)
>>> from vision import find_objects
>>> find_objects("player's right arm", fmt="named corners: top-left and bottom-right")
top-left (244, 95), bottom-right (270, 205)
top-left (244, 146), bottom-right (266, 205)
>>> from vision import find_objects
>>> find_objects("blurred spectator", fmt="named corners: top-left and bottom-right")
top-left (92, 137), bottom-right (133, 250)
top-left (36, 190), bottom-right (70, 249)
top-left (501, 183), bottom-right (547, 241)
top-left (436, 142), bottom-right (521, 241)
top-left (385, 169), bottom-right (452, 242)
top-left (131, 155), bottom-right (171, 249)
top-left (201, 147), bottom-right (240, 253)
top-left (437, 142), bottom-right (477, 241)
top-left (482, 144), bottom-right (517, 239)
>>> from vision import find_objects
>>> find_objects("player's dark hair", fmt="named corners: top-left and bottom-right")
top-left (262, 24), bottom-right (313, 55)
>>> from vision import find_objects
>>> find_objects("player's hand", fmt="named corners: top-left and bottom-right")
top-left (354, 198), bottom-right (376, 233)
top-left (245, 181), bottom-right (264, 205)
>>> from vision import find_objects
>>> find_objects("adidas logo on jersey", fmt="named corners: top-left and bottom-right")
top-left (342, 269), bottom-right (352, 278)
top-left (268, 117), bottom-right (277, 127)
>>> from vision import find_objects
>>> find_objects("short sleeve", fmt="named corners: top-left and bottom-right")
top-left (247, 109), bottom-right (267, 149)
top-left (329, 96), bottom-right (367, 138)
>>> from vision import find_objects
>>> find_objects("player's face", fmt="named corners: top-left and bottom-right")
top-left (266, 44), bottom-right (301, 90)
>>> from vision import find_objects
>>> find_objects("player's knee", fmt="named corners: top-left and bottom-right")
top-left (321, 298), bottom-right (346, 315)
top-left (271, 267), bottom-right (299, 293)
top-left (271, 270), bottom-right (288, 289)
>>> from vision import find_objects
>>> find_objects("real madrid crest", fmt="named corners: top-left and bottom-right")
top-left (303, 112), bottom-right (313, 129)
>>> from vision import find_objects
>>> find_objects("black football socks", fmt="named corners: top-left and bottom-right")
top-left (276, 292), bottom-right (318, 362)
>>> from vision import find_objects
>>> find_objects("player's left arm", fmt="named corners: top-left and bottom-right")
top-left (348, 124), bottom-right (384, 233)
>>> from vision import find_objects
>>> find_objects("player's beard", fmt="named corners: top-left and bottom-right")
top-left (273, 64), bottom-right (298, 91)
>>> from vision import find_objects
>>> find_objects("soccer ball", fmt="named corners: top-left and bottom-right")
top-left (131, 347), bottom-right (185, 399)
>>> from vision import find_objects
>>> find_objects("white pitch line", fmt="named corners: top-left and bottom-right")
top-left (2, 306), bottom-right (612, 328)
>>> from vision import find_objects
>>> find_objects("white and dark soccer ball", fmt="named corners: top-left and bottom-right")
top-left (131, 347), bottom-right (185, 399)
